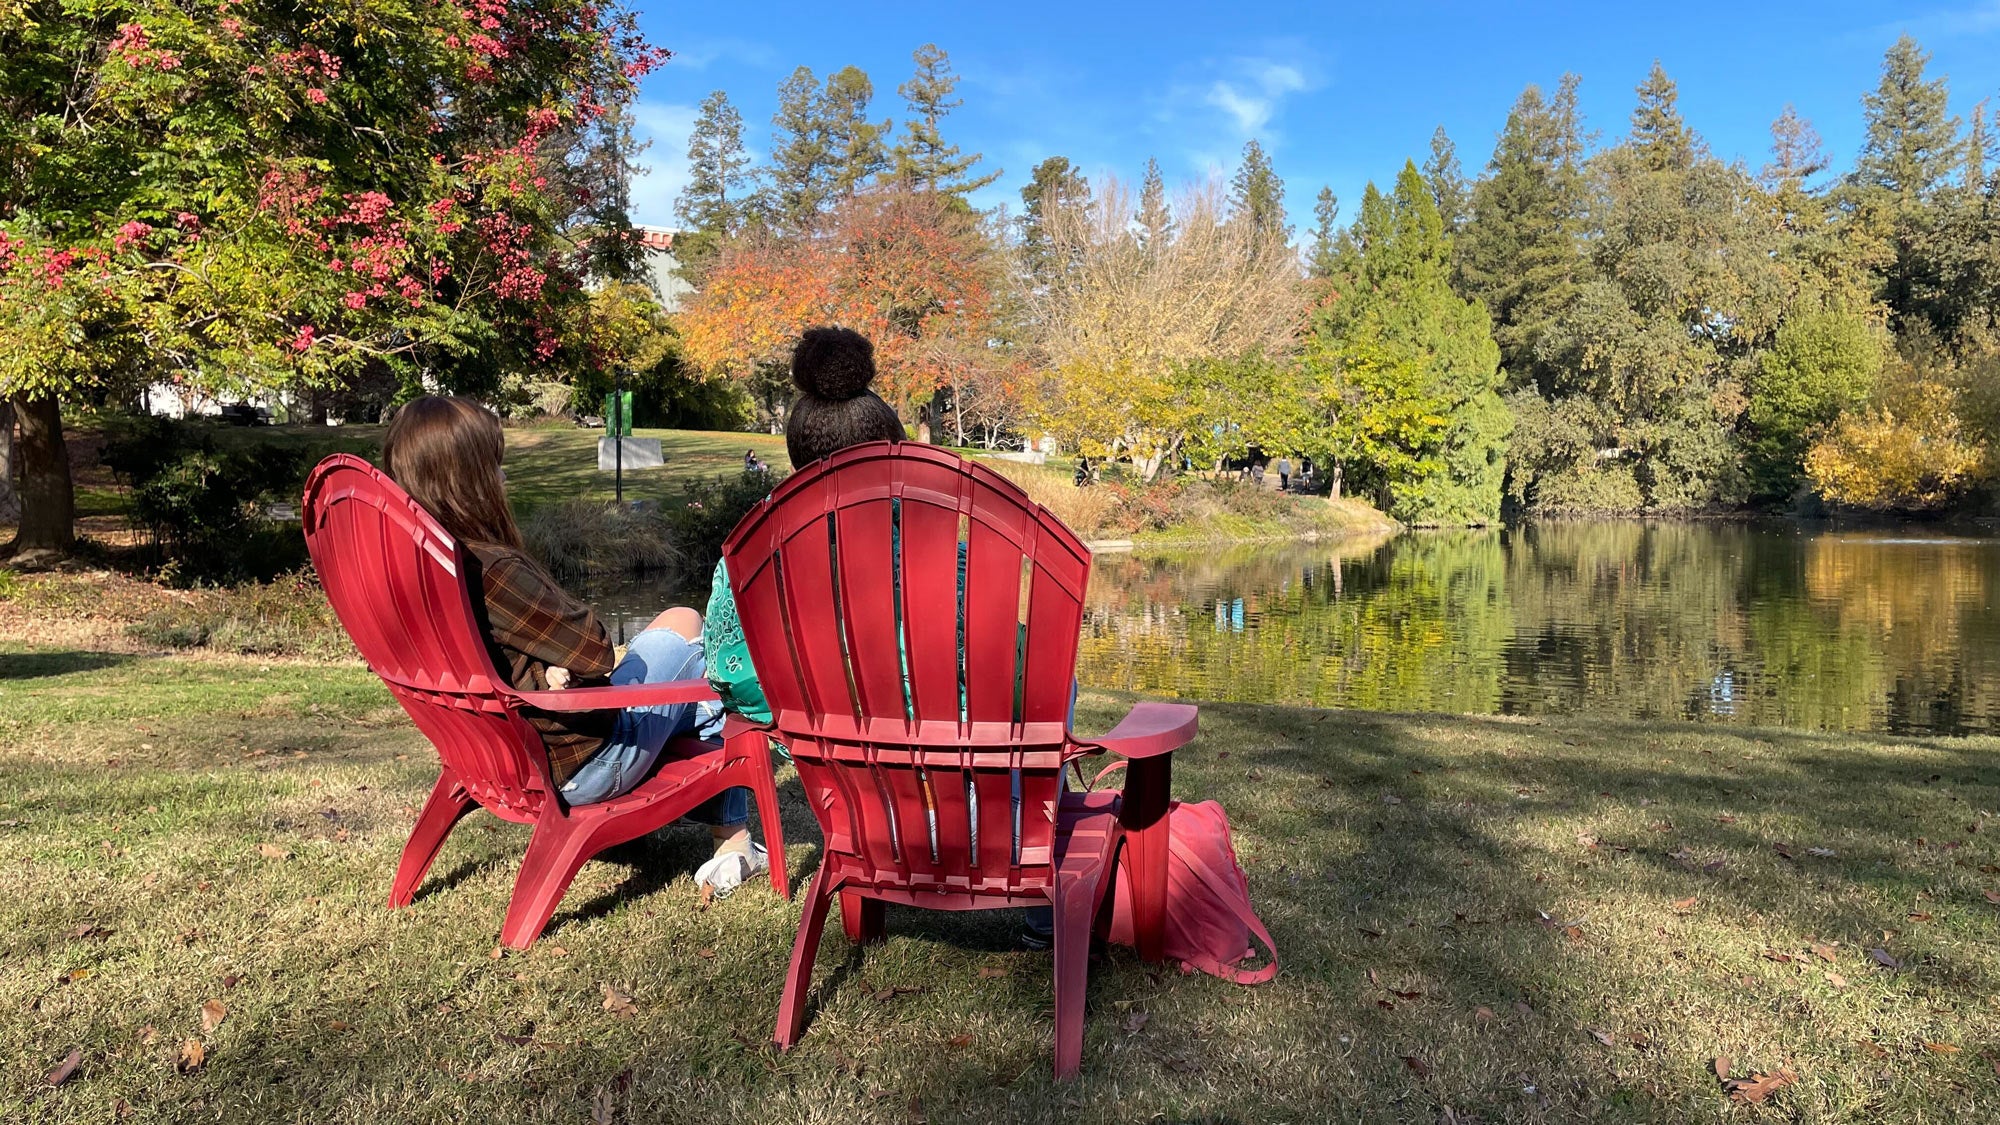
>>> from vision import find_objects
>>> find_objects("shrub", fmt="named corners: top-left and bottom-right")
top-left (100, 416), bottom-right (316, 584)
top-left (663, 469), bottom-right (783, 575)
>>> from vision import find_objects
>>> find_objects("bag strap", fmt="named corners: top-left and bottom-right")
top-left (1167, 831), bottom-right (1279, 985)
top-left (1087, 759), bottom-right (1127, 791)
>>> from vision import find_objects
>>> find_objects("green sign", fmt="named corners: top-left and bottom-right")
top-left (602, 390), bottom-right (634, 437)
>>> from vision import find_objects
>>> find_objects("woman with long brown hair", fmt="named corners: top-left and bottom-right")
top-left (382, 396), bottom-right (767, 893)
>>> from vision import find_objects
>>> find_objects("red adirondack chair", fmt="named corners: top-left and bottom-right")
top-left (722, 442), bottom-right (1197, 1078)
top-left (302, 454), bottom-right (789, 948)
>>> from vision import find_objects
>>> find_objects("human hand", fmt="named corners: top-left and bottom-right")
top-left (545, 666), bottom-right (572, 690)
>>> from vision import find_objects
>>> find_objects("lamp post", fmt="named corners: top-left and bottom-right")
top-left (613, 366), bottom-right (624, 506)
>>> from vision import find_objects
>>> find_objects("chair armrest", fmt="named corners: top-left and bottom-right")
top-left (1069, 701), bottom-right (1198, 760)
top-left (510, 678), bottom-right (719, 712)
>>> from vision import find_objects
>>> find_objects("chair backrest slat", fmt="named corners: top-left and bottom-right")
top-left (723, 444), bottom-right (1091, 896)
top-left (303, 454), bottom-right (549, 817)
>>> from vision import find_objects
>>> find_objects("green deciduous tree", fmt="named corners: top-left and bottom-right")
top-left (1746, 304), bottom-right (1886, 499)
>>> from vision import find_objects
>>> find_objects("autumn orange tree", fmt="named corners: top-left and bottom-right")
top-left (675, 188), bottom-right (1007, 437)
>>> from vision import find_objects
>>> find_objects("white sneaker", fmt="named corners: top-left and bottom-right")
top-left (693, 841), bottom-right (769, 899)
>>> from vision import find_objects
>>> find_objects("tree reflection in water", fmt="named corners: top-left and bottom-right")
top-left (1079, 523), bottom-right (2000, 735)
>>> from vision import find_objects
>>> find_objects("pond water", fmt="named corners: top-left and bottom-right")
top-left (592, 522), bottom-right (2000, 736)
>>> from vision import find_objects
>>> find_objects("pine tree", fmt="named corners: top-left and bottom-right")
top-left (1965, 100), bottom-right (1988, 192)
top-left (1423, 126), bottom-right (1468, 231)
top-left (823, 66), bottom-right (892, 199)
top-left (1308, 186), bottom-right (1341, 278)
top-left (1018, 156), bottom-right (1088, 280)
top-left (1229, 139), bottom-right (1289, 245)
top-left (1137, 157), bottom-right (1174, 249)
top-left (766, 66), bottom-right (834, 230)
top-left (1455, 78), bottom-right (1591, 391)
top-left (1631, 61), bottom-right (1695, 172)
top-left (1763, 104), bottom-right (1828, 192)
top-left (676, 90), bottom-right (751, 237)
top-left (1856, 35), bottom-right (1960, 208)
top-left (892, 44), bottom-right (1000, 201)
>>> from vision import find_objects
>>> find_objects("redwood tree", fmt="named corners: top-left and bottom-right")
top-left (0, 0), bottom-right (663, 560)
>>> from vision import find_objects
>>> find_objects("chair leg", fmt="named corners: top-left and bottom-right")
top-left (389, 771), bottom-right (477, 909)
top-left (775, 862), bottom-right (838, 1049)
top-left (744, 738), bottom-right (790, 900)
top-left (840, 890), bottom-right (884, 944)
top-left (1050, 883), bottom-right (1097, 1080)
top-left (498, 812), bottom-right (597, 949)
top-left (1120, 758), bottom-right (1173, 963)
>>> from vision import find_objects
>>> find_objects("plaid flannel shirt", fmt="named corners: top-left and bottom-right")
top-left (465, 543), bottom-right (617, 786)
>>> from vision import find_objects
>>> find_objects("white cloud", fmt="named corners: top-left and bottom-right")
top-left (628, 101), bottom-right (699, 228)
top-left (1204, 62), bottom-right (1309, 134)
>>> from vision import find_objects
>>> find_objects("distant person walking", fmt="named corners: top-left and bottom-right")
top-left (1275, 455), bottom-right (1293, 491)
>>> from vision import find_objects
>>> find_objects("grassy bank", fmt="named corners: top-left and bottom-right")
top-left (981, 459), bottom-right (1399, 546)
top-left (4, 632), bottom-right (1997, 1122)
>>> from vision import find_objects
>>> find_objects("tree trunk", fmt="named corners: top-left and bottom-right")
top-left (0, 400), bottom-right (19, 524)
top-left (6, 394), bottom-right (75, 560)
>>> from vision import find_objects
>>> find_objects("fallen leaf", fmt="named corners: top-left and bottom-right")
top-left (976, 967), bottom-right (1009, 979)
top-left (328, 1020), bottom-right (352, 1032)
top-left (1588, 1028), bottom-right (1616, 1047)
top-left (696, 948), bottom-right (715, 959)
top-left (256, 842), bottom-right (291, 860)
top-left (137, 1025), bottom-right (157, 1045)
top-left (220, 973), bottom-right (241, 990)
top-left (45, 1048), bottom-right (82, 1087)
top-left (497, 1033), bottom-right (534, 1047)
top-left (545, 945), bottom-right (570, 957)
top-left (1562, 925), bottom-right (1584, 942)
top-left (1907, 912), bottom-right (1934, 922)
top-left (1628, 1031), bottom-right (1652, 1049)
top-left (1474, 1006), bottom-right (1496, 1022)
top-left (1401, 1054), bottom-right (1432, 1078)
top-left (1762, 949), bottom-right (1794, 963)
top-left (1716, 814), bottom-right (1739, 824)
top-left (1381, 794), bottom-right (1404, 806)
top-left (177, 1039), bottom-right (206, 1073)
top-left (1868, 948), bottom-right (1902, 969)
top-left (1376, 999), bottom-right (1396, 1011)
top-left (591, 1084), bottom-right (613, 1125)
top-left (947, 1032), bottom-right (975, 1048)
top-left (1722, 1068), bottom-right (1797, 1105)
top-left (1714, 1056), bottom-right (1732, 1081)
top-left (1811, 943), bottom-right (1838, 963)
top-left (1925, 1042), bottom-right (1962, 1054)
top-left (600, 983), bottom-right (636, 1016)
top-left (199, 999), bottom-right (228, 1033)
top-left (1825, 972), bottom-right (1848, 988)
top-left (1671, 896), bottom-right (1698, 911)
top-left (1857, 1040), bottom-right (1889, 1059)
top-left (1515, 1001), bottom-right (1535, 1018)
top-left (1808, 847), bottom-right (1837, 858)
top-left (1984, 890), bottom-right (2000, 905)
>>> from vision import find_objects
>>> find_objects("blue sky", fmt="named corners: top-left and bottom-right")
top-left (628, 1), bottom-right (2000, 234)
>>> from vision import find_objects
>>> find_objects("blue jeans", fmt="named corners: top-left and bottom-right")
top-left (560, 627), bottom-right (746, 823)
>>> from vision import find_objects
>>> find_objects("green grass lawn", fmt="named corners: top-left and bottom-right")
top-left (5, 642), bottom-right (1998, 1122)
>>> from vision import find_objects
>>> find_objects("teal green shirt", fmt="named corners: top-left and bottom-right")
top-left (703, 559), bottom-right (771, 724)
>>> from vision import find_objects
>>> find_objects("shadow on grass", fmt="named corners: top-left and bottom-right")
top-left (0, 649), bottom-right (140, 680)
